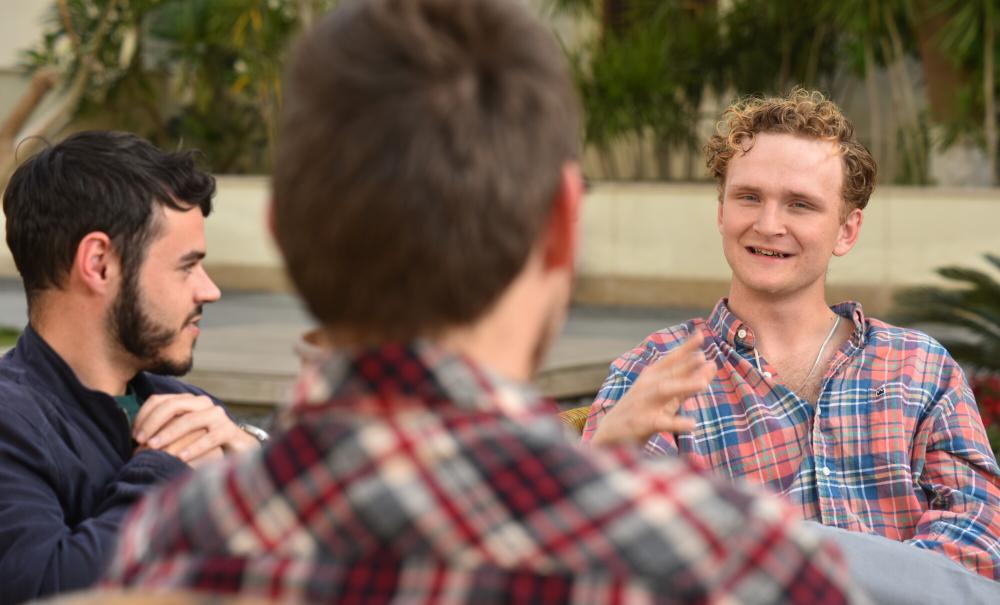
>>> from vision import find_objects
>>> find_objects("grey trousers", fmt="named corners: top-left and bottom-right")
top-left (805, 522), bottom-right (1000, 604)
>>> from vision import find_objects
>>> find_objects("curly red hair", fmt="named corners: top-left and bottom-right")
top-left (705, 89), bottom-right (876, 216)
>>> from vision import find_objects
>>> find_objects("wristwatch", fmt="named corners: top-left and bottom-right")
top-left (239, 423), bottom-right (270, 443)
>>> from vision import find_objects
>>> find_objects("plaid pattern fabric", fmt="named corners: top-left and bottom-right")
top-left (104, 342), bottom-right (859, 603)
top-left (583, 299), bottom-right (1000, 580)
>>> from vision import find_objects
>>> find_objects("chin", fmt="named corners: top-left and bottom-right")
top-left (145, 356), bottom-right (194, 377)
top-left (144, 345), bottom-right (195, 376)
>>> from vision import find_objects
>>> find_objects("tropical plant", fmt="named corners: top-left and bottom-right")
top-left (15, 0), bottom-right (338, 175)
top-left (932, 0), bottom-right (1000, 184)
top-left (560, 0), bottom-right (721, 179)
top-left (893, 254), bottom-right (1000, 458)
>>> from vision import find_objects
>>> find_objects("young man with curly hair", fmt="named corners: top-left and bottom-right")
top-left (583, 89), bottom-right (1000, 598)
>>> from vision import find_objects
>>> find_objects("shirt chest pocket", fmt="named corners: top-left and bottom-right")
top-left (861, 382), bottom-right (920, 472)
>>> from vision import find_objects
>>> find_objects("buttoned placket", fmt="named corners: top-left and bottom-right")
top-left (733, 314), bottom-right (865, 526)
top-left (810, 332), bottom-right (863, 526)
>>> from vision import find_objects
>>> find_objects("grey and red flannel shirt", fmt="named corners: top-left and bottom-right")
top-left (104, 342), bottom-right (860, 603)
top-left (584, 299), bottom-right (1000, 580)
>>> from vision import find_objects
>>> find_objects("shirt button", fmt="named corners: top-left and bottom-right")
top-left (737, 328), bottom-right (747, 339)
top-left (822, 467), bottom-right (831, 477)
top-left (762, 371), bottom-right (772, 378)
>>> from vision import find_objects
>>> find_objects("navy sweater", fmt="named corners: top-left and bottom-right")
top-left (0, 325), bottom-right (216, 603)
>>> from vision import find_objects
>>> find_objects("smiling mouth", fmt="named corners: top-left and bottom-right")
top-left (747, 246), bottom-right (791, 259)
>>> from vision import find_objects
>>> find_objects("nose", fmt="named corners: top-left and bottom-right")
top-left (195, 266), bottom-right (222, 304)
top-left (752, 202), bottom-right (786, 237)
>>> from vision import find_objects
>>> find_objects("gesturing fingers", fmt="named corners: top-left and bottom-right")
top-left (644, 332), bottom-right (707, 380)
top-left (590, 335), bottom-right (715, 447)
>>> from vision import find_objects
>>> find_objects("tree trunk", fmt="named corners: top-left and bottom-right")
top-left (863, 38), bottom-right (884, 169)
top-left (883, 5), bottom-right (928, 183)
top-left (911, 1), bottom-right (966, 124)
top-left (985, 3), bottom-right (997, 184)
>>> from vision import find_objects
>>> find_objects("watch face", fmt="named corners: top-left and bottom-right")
top-left (241, 423), bottom-right (270, 442)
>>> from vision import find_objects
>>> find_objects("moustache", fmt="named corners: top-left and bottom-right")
top-left (185, 306), bottom-right (204, 325)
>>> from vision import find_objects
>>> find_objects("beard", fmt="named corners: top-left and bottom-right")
top-left (109, 270), bottom-right (199, 376)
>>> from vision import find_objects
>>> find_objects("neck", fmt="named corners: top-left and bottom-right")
top-left (727, 281), bottom-right (837, 355)
top-left (438, 275), bottom-right (558, 385)
top-left (31, 297), bottom-right (136, 396)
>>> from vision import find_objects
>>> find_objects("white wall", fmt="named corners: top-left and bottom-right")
top-left (0, 177), bottom-right (996, 311)
top-left (0, 1), bottom-right (48, 69)
top-left (579, 183), bottom-right (1000, 289)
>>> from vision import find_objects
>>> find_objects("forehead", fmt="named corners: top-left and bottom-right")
top-left (145, 206), bottom-right (207, 258)
top-left (726, 132), bottom-right (843, 199)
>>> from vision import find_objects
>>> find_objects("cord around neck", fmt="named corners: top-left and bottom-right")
top-left (752, 315), bottom-right (841, 393)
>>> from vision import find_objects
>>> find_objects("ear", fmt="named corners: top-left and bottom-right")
top-left (717, 196), bottom-right (725, 235)
top-left (74, 232), bottom-right (118, 294)
top-left (542, 162), bottom-right (583, 271)
top-left (833, 208), bottom-right (863, 257)
top-left (266, 198), bottom-right (278, 243)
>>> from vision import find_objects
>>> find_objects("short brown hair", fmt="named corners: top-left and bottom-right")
top-left (705, 88), bottom-right (876, 214)
top-left (273, 0), bottom-right (580, 341)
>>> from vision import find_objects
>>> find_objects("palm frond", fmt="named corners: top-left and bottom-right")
top-left (893, 253), bottom-right (1000, 372)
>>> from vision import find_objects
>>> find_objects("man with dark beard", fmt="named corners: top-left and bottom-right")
top-left (0, 131), bottom-right (261, 604)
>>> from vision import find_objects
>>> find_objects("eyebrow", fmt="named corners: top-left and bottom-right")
top-left (786, 189), bottom-right (822, 202)
top-left (729, 183), bottom-right (822, 203)
top-left (178, 251), bottom-right (206, 266)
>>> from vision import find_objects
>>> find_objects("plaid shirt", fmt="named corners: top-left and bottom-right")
top-left (583, 299), bottom-right (1000, 580)
top-left (104, 342), bottom-right (859, 603)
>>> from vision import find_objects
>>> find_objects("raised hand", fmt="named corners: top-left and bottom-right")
top-left (590, 333), bottom-right (715, 447)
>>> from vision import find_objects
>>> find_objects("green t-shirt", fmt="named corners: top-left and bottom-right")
top-left (114, 387), bottom-right (143, 426)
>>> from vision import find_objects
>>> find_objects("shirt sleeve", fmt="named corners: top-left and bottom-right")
top-left (0, 406), bottom-right (188, 602)
top-left (908, 356), bottom-right (1000, 580)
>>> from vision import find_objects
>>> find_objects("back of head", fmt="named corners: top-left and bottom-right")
top-left (3, 131), bottom-right (215, 307)
top-left (705, 88), bottom-right (877, 214)
top-left (273, 0), bottom-right (581, 342)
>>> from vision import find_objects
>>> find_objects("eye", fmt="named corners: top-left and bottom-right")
top-left (736, 193), bottom-right (758, 203)
top-left (790, 200), bottom-right (811, 210)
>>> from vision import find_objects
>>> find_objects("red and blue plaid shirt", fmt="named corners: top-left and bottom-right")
top-left (104, 341), bottom-right (859, 603)
top-left (583, 299), bottom-right (1000, 580)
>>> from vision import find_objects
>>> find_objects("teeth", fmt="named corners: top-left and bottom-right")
top-left (751, 247), bottom-right (786, 258)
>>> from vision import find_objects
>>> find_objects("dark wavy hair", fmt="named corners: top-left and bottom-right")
top-left (3, 130), bottom-right (215, 306)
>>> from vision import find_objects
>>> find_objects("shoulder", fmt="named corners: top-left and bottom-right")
top-left (863, 317), bottom-right (954, 364)
top-left (609, 318), bottom-right (707, 377)
top-left (0, 352), bottom-right (59, 423)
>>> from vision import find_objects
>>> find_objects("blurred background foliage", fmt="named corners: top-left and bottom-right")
top-left (11, 0), bottom-right (1000, 185)
top-left (18, 0), bottom-right (338, 174)
top-left (893, 255), bottom-right (1000, 456)
top-left (548, 0), bottom-right (1000, 184)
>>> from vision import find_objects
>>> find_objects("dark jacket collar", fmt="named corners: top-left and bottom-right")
top-left (13, 324), bottom-right (135, 455)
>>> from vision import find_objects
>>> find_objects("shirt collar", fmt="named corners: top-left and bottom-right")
top-left (707, 298), bottom-right (869, 349)
top-left (294, 340), bottom-right (555, 420)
